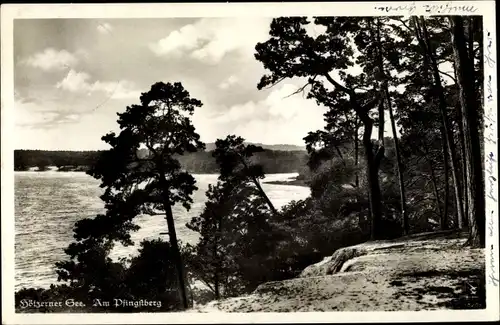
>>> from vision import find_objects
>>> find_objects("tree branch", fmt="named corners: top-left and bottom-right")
top-left (283, 76), bottom-right (317, 99)
top-left (395, 18), bottom-right (413, 33)
top-left (360, 95), bottom-right (381, 114)
top-left (262, 76), bottom-right (287, 90)
top-left (334, 145), bottom-right (347, 167)
top-left (404, 176), bottom-right (424, 188)
top-left (323, 72), bottom-right (352, 94)
top-left (409, 197), bottom-right (435, 205)
top-left (438, 70), bottom-right (457, 83)
top-left (374, 144), bottom-right (385, 168)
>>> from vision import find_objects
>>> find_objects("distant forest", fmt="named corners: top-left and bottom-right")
top-left (14, 148), bottom-right (308, 174)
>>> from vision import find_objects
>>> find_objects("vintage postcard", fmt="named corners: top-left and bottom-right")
top-left (1, 1), bottom-right (498, 324)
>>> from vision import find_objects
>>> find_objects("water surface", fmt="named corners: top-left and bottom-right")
top-left (15, 172), bottom-right (309, 290)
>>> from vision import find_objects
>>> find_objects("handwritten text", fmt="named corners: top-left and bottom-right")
top-left (485, 31), bottom-right (496, 69)
top-left (374, 2), bottom-right (478, 15)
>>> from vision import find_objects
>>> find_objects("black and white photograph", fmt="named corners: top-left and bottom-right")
top-left (1, 2), bottom-right (498, 323)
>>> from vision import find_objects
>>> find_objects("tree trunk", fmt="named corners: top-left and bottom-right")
top-left (158, 169), bottom-right (189, 309)
top-left (363, 119), bottom-right (384, 240)
top-left (386, 99), bottom-right (408, 234)
top-left (428, 156), bottom-right (443, 225)
top-left (417, 16), bottom-right (466, 229)
top-left (355, 119), bottom-right (360, 188)
top-left (163, 202), bottom-right (189, 309)
top-left (252, 175), bottom-right (278, 215)
top-left (423, 143), bottom-right (445, 229)
top-left (214, 212), bottom-right (222, 300)
top-left (467, 17), bottom-right (475, 76)
top-left (374, 19), bottom-right (408, 235)
top-left (322, 73), bottom-right (384, 240)
top-left (378, 100), bottom-right (385, 143)
top-left (442, 133), bottom-right (450, 229)
top-left (448, 16), bottom-right (485, 248)
top-left (214, 258), bottom-right (220, 300)
top-left (456, 102), bottom-right (469, 228)
top-left (239, 156), bottom-right (278, 215)
top-left (354, 118), bottom-right (362, 228)
top-left (213, 239), bottom-right (220, 300)
top-left (475, 17), bottom-right (484, 110)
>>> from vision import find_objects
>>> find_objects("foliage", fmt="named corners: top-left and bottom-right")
top-left (212, 135), bottom-right (278, 214)
top-left (14, 150), bottom-right (104, 171)
top-left (186, 136), bottom-right (280, 298)
top-left (51, 81), bottom-right (206, 310)
top-left (17, 239), bottom-right (189, 313)
top-left (255, 15), bottom-right (484, 245)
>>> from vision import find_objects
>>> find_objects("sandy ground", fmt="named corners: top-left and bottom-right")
top-left (194, 231), bottom-right (485, 312)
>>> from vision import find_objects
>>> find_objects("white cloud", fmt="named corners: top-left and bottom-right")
top-left (15, 99), bottom-right (59, 127)
top-left (15, 111), bottom-right (118, 150)
top-left (149, 24), bottom-right (200, 56)
top-left (66, 114), bottom-right (80, 120)
top-left (89, 80), bottom-right (142, 100)
top-left (216, 101), bottom-right (258, 123)
top-left (207, 83), bottom-right (326, 145)
top-left (55, 70), bottom-right (91, 92)
top-left (15, 97), bottom-right (88, 129)
top-left (22, 48), bottom-right (79, 71)
top-left (150, 18), bottom-right (272, 64)
top-left (97, 22), bottom-right (113, 34)
top-left (264, 83), bottom-right (306, 120)
top-left (56, 69), bottom-right (141, 100)
top-left (218, 75), bottom-right (239, 89)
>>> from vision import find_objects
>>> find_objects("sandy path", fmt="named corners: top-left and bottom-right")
top-left (195, 231), bottom-right (485, 312)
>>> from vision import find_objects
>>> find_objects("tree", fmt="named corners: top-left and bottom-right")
top-left (125, 239), bottom-right (189, 311)
top-left (187, 139), bottom-right (278, 297)
top-left (185, 180), bottom-right (238, 299)
top-left (36, 155), bottom-right (52, 171)
top-left (448, 16), bottom-right (485, 248)
top-left (51, 238), bottom-right (187, 312)
top-left (411, 16), bottom-right (466, 229)
top-left (186, 180), bottom-right (270, 298)
top-left (212, 135), bottom-right (278, 215)
top-left (255, 17), bottom-right (390, 239)
top-left (62, 81), bottom-right (205, 309)
top-left (392, 16), bottom-right (465, 231)
top-left (55, 239), bottom-right (128, 306)
top-left (394, 16), bottom-right (484, 244)
top-left (399, 124), bottom-right (450, 231)
top-left (370, 17), bottom-right (409, 234)
top-left (304, 96), bottom-right (361, 174)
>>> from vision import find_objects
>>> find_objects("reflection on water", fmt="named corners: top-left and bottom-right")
top-left (14, 172), bottom-right (309, 290)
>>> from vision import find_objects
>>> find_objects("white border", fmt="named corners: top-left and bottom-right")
top-left (1, 2), bottom-right (498, 324)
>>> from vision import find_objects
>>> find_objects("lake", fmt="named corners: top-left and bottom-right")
top-left (14, 172), bottom-right (310, 291)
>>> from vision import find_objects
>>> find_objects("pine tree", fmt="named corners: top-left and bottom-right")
top-left (58, 81), bottom-right (205, 309)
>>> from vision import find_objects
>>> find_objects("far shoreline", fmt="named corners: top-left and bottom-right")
top-left (14, 169), bottom-right (308, 184)
top-left (263, 178), bottom-right (309, 188)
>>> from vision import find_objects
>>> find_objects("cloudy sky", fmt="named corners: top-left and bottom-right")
top-left (14, 18), bottom-right (328, 150)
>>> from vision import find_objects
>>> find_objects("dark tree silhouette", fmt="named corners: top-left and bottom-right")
top-left (212, 135), bottom-right (278, 215)
top-left (59, 81), bottom-right (205, 309)
top-left (186, 136), bottom-right (278, 298)
top-left (255, 17), bottom-right (390, 239)
top-left (448, 16), bottom-right (485, 248)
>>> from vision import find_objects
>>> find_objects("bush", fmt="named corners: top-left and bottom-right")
top-left (267, 197), bottom-right (370, 281)
top-left (17, 239), bottom-right (189, 313)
